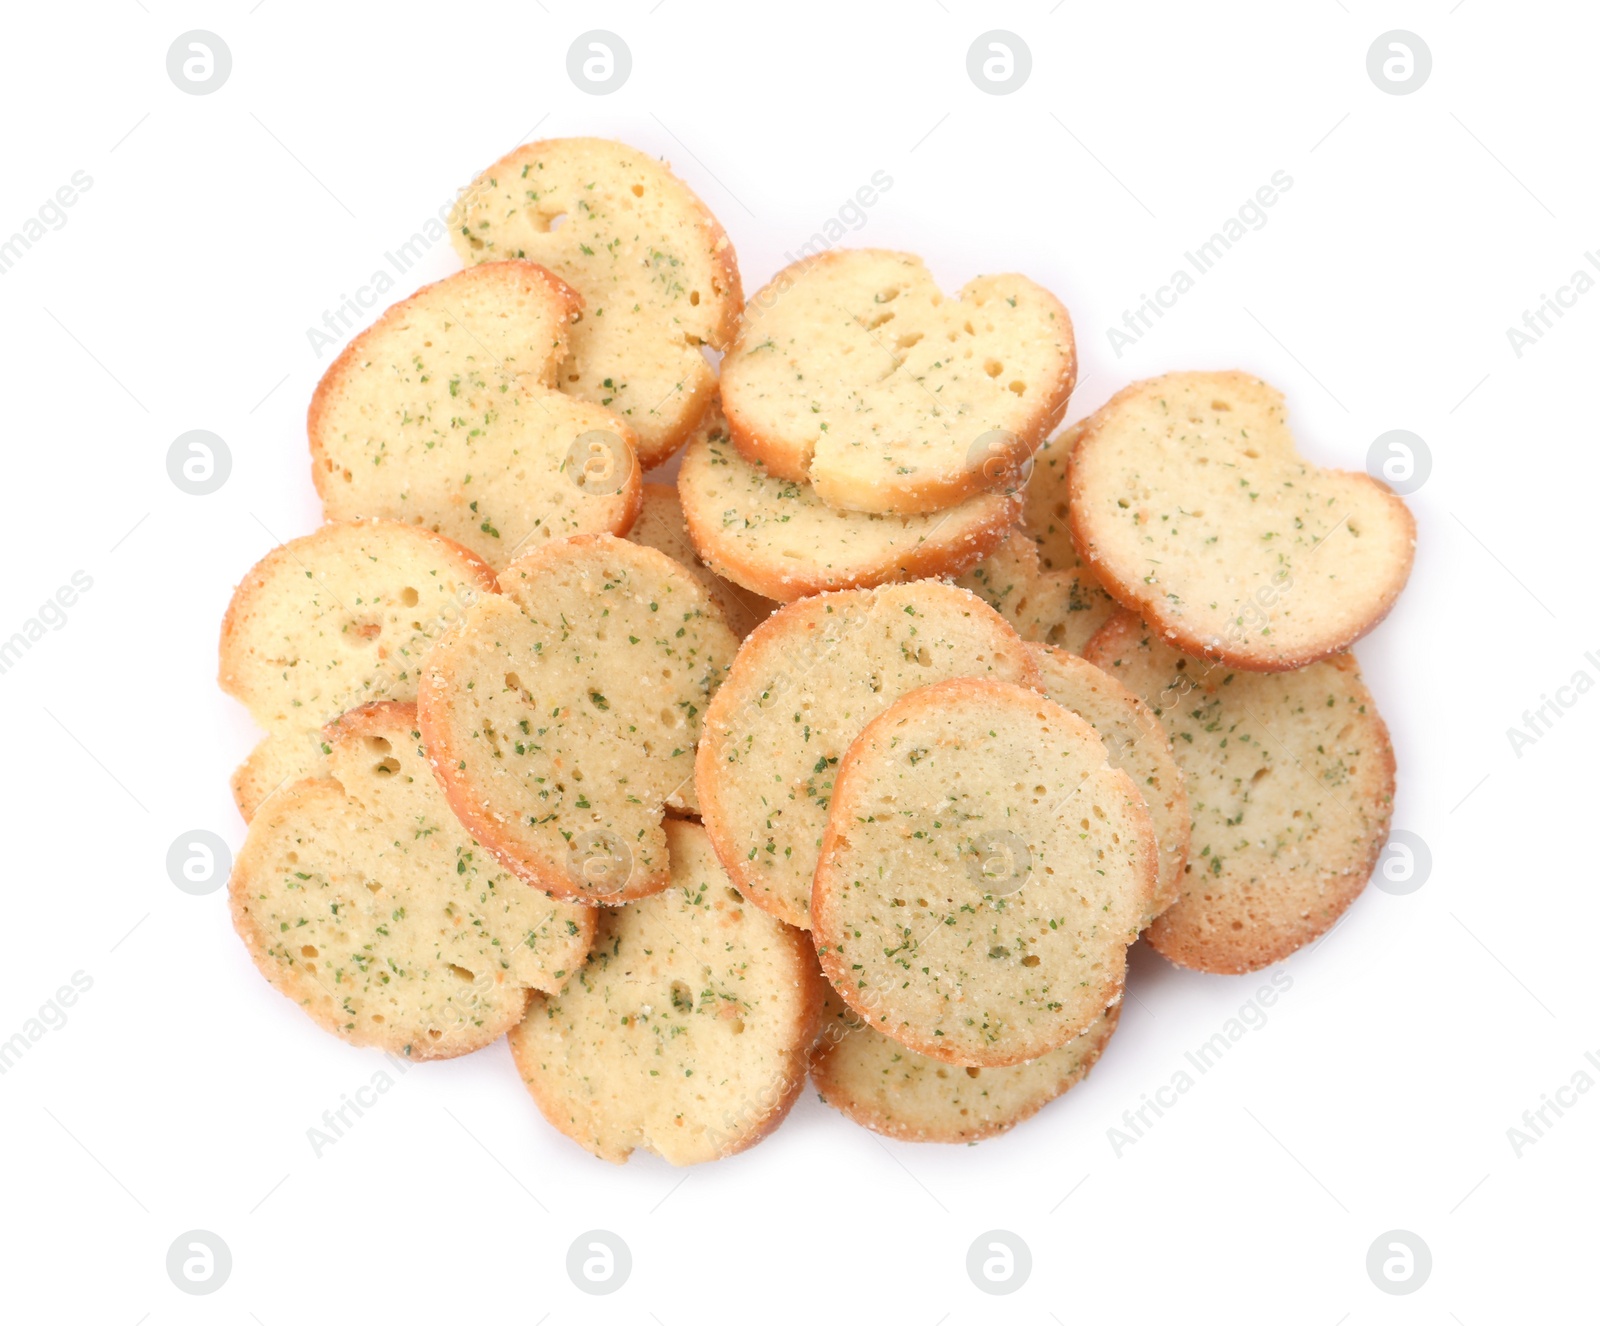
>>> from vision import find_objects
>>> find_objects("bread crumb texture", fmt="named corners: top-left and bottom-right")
top-left (309, 261), bottom-right (642, 569)
top-left (419, 535), bottom-right (738, 903)
top-left (679, 397), bottom-right (1019, 600)
top-left (955, 531), bottom-right (1117, 656)
top-left (812, 678), bottom-right (1156, 1066)
top-left (509, 819), bottom-right (821, 1164)
top-left (811, 985), bottom-right (1119, 1143)
top-left (1069, 371), bottom-right (1415, 670)
top-left (1027, 643), bottom-right (1189, 923)
top-left (450, 137), bottom-right (743, 468)
top-left (229, 703), bottom-right (595, 1059)
top-left (1084, 611), bottom-right (1394, 973)
top-left (696, 581), bottom-right (1038, 930)
top-left (721, 249), bottom-right (1076, 514)
top-left (219, 519), bottom-right (497, 819)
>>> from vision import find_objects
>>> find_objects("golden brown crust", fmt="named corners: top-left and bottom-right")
top-left (1083, 611), bottom-right (1395, 972)
top-left (810, 996), bottom-right (1120, 1143)
top-left (811, 677), bottom-right (1156, 1067)
top-left (1068, 372), bottom-right (1416, 672)
top-left (722, 248), bottom-right (1076, 514)
top-left (678, 401), bottom-right (1022, 601)
top-left (418, 534), bottom-right (736, 907)
top-left (694, 583), bottom-right (1041, 930)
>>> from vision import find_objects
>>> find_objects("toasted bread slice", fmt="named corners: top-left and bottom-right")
top-left (419, 535), bottom-right (738, 904)
top-left (1084, 611), bottom-right (1395, 972)
top-left (219, 519), bottom-right (498, 820)
top-left (508, 819), bottom-right (823, 1164)
top-left (695, 581), bottom-right (1038, 929)
top-left (450, 137), bottom-right (742, 469)
top-left (1027, 643), bottom-right (1188, 922)
top-left (229, 703), bottom-right (595, 1058)
top-left (678, 398), bottom-right (1019, 600)
top-left (720, 249), bottom-right (1075, 514)
top-left (629, 480), bottom-right (776, 638)
top-left (955, 531), bottom-right (1118, 655)
top-left (1069, 372), bottom-right (1415, 670)
top-left (811, 987), bottom-right (1119, 1142)
top-left (309, 261), bottom-right (642, 569)
top-left (812, 678), bottom-right (1156, 1066)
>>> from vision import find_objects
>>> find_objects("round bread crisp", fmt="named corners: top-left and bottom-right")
top-left (450, 137), bottom-right (743, 469)
top-left (696, 582), bottom-right (1039, 930)
top-left (720, 249), bottom-right (1076, 515)
top-left (229, 703), bottom-right (596, 1059)
top-left (309, 261), bottom-right (642, 569)
top-left (1019, 418), bottom-right (1121, 643)
top-left (810, 987), bottom-right (1120, 1143)
top-left (628, 479), bottom-right (777, 639)
top-left (1083, 612), bottom-right (1395, 973)
top-left (813, 678), bottom-right (1156, 1067)
top-left (1069, 371), bottom-right (1416, 670)
top-left (1026, 643), bottom-right (1189, 923)
top-left (419, 535), bottom-right (738, 905)
top-left (508, 819), bottom-right (823, 1165)
top-left (678, 398), bottom-right (1019, 600)
top-left (954, 531), bottom-right (1118, 656)
top-left (219, 520), bottom-right (498, 820)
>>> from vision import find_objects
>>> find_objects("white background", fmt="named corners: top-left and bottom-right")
top-left (1, 1), bottom-right (1593, 1320)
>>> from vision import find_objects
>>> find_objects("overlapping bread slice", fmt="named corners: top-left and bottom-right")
top-left (628, 479), bottom-right (777, 638)
top-left (695, 581), bottom-right (1039, 929)
top-left (509, 819), bottom-right (823, 1164)
top-left (955, 531), bottom-right (1118, 655)
top-left (309, 261), bottom-right (642, 570)
top-left (812, 679), bottom-right (1156, 1066)
top-left (449, 137), bottom-right (743, 469)
top-left (1069, 372), bottom-right (1416, 670)
top-left (811, 987), bottom-right (1119, 1143)
top-left (219, 519), bottom-right (497, 820)
top-left (1027, 643), bottom-right (1188, 923)
top-left (229, 702), bottom-right (595, 1059)
top-left (720, 249), bottom-right (1076, 514)
top-left (419, 535), bottom-right (738, 904)
top-left (1084, 612), bottom-right (1394, 972)
top-left (677, 398), bottom-right (1019, 600)
top-left (1018, 417), bottom-right (1121, 643)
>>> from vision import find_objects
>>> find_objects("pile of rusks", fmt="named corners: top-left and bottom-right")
top-left (220, 137), bottom-right (1416, 1162)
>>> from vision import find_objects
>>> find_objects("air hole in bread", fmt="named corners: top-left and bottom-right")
top-left (864, 310), bottom-right (895, 331)
top-left (669, 980), bottom-right (693, 1012)
top-left (631, 183), bottom-right (645, 198)
top-left (365, 736), bottom-right (393, 754)
top-left (966, 1066), bottom-right (981, 1079)
top-left (876, 286), bottom-right (900, 304)
top-left (1211, 400), bottom-right (1232, 411)
top-left (724, 887), bottom-right (742, 904)
top-left (985, 360), bottom-right (1003, 378)
top-left (1251, 767), bottom-right (1270, 783)
top-left (896, 332), bottom-right (924, 350)
top-left (914, 646), bottom-right (932, 666)
top-left (504, 672), bottom-right (522, 691)
top-left (545, 213), bottom-right (568, 232)
top-left (301, 945), bottom-right (318, 958)
top-left (373, 757), bottom-right (400, 775)
top-left (1021, 954), bottom-right (1040, 967)
top-left (1009, 380), bottom-right (1026, 396)
top-left (400, 587), bottom-right (419, 607)
top-left (689, 290), bottom-right (700, 306)
top-left (447, 964), bottom-right (474, 983)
